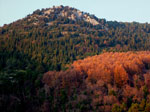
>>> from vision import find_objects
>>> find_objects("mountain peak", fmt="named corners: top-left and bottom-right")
top-left (31, 5), bottom-right (100, 26)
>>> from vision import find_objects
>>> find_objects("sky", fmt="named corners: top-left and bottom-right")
top-left (0, 0), bottom-right (150, 26)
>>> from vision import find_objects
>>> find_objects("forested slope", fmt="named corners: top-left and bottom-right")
top-left (1, 5), bottom-right (150, 112)
top-left (2, 51), bottom-right (150, 111)
top-left (0, 6), bottom-right (150, 71)
top-left (43, 51), bottom-right (150, 112)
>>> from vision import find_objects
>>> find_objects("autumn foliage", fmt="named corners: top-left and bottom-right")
top-left (72, 51), bottom-right (150, 86)
top-left (42, 51), bottom-right (150, 111)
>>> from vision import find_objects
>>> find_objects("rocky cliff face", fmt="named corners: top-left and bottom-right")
top-left (31, 5), bottom-right (100, 26)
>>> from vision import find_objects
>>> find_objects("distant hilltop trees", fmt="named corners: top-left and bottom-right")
top-left (0, 6), bottom-right (150, 71)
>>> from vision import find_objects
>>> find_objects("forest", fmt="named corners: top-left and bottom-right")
top-left (2, 52), bottom-right (150, 111)
top-left (42, 51), bottom-right (150, 112)
top-left (0, 6), bottom-right (150, 71)
top-left (1, 6), bottom-right (150, 112)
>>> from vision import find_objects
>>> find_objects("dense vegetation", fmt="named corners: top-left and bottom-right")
top-left (2, 51), bottom-right (150, 111)
top-left (1, 6), bottom-right (150, 71)
top-left (41, 51), bottom-right (150, 111)
top-left (1, 6), bottom-right (150, 112)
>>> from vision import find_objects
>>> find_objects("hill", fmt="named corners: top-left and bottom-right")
top-left (1, 5), bottom-right (150, 112)
top-left (0, 6), bottom-right (150, 71)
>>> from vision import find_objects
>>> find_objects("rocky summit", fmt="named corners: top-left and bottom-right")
top-left (26, 5), bottom-right (100, 26)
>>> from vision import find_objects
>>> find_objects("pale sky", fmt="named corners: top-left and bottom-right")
top-left (0, 0), bottom-right (150, 26)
